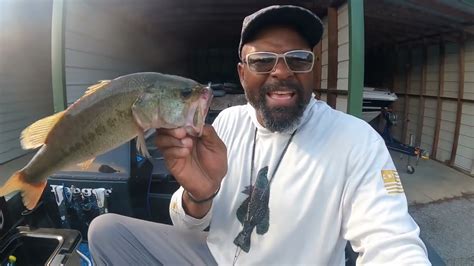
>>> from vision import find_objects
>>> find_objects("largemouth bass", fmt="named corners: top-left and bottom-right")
top-left (0, 72), bottom-right (213, 210)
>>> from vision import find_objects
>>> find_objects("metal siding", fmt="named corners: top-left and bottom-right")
top-left (436, 100), bottom-right (457, 162)
top-left (425, 45), bottom-right (440, 96)
top-left (393, 50), bottom-right (409, 94)
top-left (337, 79), bottom-right (349, 93)
top-left (337, 3), bottom-right (350, 112)
top-left (409, 48), bottom-right (423, 95)
top-left (63, 0), bottom-right (172, 105)
top-left (320, 93), bottom-right (328, 102)
top-left (0, 1), bottom-right (54, 163)
top-left (65, 2), bottom-right (140, 105)
top-left (391, 95), bottom-right (405, 141)
top-left (321, 18), bottom-right (329, 92)
top-left (421, 98), bottom-right (438, 154)
top-left (406, 96), bottom-right (420, 143)
top-left (454, 102), bottom-right (474, 172)
top-left (336, 96), bottom-right (348, 113)
top-left (464, 41), bottom-right (474, 100)
top-left (443, 43), bottom-right (460, 101)
top-left (321, 4), bottom-right (349, 112)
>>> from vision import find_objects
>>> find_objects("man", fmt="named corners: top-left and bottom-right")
top-left (88, 5), bottom-right (430, 265)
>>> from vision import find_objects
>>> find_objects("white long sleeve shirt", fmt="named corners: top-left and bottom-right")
top-left (170, 98), bottom-right (430, 265)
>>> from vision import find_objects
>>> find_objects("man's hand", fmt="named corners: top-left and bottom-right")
top-left (155, 125), bottom-right (227, 218)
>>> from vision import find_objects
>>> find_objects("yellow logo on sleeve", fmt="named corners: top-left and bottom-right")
top-left (381, 170), bottom-right (404, 195)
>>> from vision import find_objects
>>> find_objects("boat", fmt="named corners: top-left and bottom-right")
top-left (362, 87), bottom-right (398, 122)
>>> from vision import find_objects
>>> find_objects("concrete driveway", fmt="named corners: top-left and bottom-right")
top-left (392, 151), bottom-right (474, 265)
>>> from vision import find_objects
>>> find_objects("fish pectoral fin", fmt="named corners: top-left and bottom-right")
top-left (136, 131), bottom-right (151, 159)
top-left (0, 171), bottom-right (46, 210)
top-left (20, 111), bottom-right (66, 149)
top-left (77, 158), bottom-right (95, 170)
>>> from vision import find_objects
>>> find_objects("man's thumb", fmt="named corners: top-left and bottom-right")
top-left (200, 125), bottom-right (225, 150)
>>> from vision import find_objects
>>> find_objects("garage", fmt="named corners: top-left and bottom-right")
top-left (1, 0), bottom-right (474, 264)
top-left (1, 0), bottom-right (472, 175)
top-left (361, 0), bottom-right (474, 176)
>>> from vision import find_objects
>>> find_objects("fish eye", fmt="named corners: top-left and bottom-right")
top-left (181, 88), bottom-right (193, 98)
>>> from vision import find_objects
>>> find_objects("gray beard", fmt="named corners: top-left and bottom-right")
top-left (246, 82), bottom-right (309, 132)
top-left (258, 105), bottom-right (303, 133)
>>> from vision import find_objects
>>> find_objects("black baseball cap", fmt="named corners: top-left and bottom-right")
top-left (238, 5), bottom-right (324, 59)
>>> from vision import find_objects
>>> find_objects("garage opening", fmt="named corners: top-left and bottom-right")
top-left (363, 0), bottom-right (474, 175)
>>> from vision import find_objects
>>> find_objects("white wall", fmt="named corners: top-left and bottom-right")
top-left (64, 0), bottom-right (183, 105)
top-left (0, 0), bottom-right (54, 163)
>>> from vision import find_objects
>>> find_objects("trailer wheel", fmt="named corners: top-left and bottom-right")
top-left (407, 165), bottom-right (415, 174)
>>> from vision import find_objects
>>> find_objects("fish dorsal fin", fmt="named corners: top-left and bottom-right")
top-left (83, 80), bottom-right (111, 97)
top-left (20, 111), bottom-right (66, 149)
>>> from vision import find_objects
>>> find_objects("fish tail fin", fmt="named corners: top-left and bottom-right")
top-left (233, 230), bottom-right (251, 253)
top-left (0, 171), bottom-right (46, 210)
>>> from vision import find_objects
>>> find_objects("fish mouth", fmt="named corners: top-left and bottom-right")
top-left (185, 85), bottom-right (213, 136)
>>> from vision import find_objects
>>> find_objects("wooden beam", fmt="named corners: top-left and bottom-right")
top-left (314, 89), bottom-right (349, 95)
top-left (376, 0), bottom-right (468, 27)
top-left (432, 41), bottom-right (445, 159)
top-left (407, 0), bottom-right (474, 22)
top-left (401, 48), bottom-right (412, 144)
top-left (327, 6), bottom-right (338, 108)
top-left (450, 36), bottom-right (466, 166)
top-left (415, 43), bottom-right (427, 146)
top-left (365, 1), bottom-right (463, 30)
top-left (393, 32), bottom-right (460, 47)
top-left (364, 25), bottom-right (421, 41)
top-left (364, 16), bottom-right (440, 36)
top-left (313, 41), bottom-right (323, 99)
top-left (364, 11), bottom-right (448, 32)
top-left (394, 93), bottom-right (474, 104)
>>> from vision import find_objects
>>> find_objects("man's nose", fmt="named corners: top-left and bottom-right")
top-left (270, 58), bottom-right (294, 79)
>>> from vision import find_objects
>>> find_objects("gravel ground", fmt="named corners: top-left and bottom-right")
top-left (409, 194), bottom-right (474, 266)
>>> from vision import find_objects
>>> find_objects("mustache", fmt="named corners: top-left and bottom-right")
top-left (261, 80), bottom-right (303, 93)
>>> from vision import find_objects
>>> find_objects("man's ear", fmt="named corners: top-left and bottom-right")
top-left (237, 62), bottom-right (245, 86)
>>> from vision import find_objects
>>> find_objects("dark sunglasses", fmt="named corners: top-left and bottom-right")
top-left (243, 50), bottom-right (315, 74)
